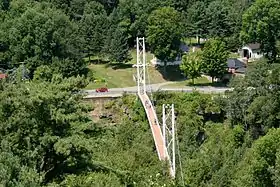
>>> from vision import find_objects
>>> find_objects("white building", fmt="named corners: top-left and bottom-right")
top-left (150, 43), bottom-right (202, 66)
top-left (240, 43), bottom-right (263, 61)
top-left (150, 56), bottom-right (182, 66)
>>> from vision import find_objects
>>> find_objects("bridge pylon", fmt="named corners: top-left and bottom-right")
top-left (136, 37), bottom-right (146, 95)
top-left (162, 104), bottom-right (176, 178)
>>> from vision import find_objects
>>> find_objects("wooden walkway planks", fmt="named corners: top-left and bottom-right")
top-left (138, 93), bottom-right (166, 160)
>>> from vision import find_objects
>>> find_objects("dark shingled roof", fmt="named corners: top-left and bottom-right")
top-left (227, 58), bottom-right (246, 73)
top-left (179, 43), bottom-right (189, 52)
top-left (245, 43), bottom-right (260, 50)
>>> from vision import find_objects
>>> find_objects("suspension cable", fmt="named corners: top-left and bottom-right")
top-left (146, 58), bottom-right (154, 105)
top-left (176, 128), bottom-right (185, 186)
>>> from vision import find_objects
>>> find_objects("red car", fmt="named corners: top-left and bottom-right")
top-left (96, 87), bottom-right (109, 92)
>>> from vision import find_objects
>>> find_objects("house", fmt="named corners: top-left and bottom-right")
top-left (240, 43), bottom-right (263, 62)
top-left (150, 43), bottom-right (189, 66)
top-left (227, 58), bottom-right (246, 74)
top-left (220, 58), bottom-right (246, 82)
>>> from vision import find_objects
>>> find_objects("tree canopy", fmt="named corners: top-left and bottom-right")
top-left (201, 39), bottom-right (229, 81)
top-left (146, 6), bottom-right (184, 73)
top-left (241, 0), bottom-right (280, 61)
top-left (180, 51), bottom-right (202, 84)
top-left (2, 0), bottom-right (280, 186)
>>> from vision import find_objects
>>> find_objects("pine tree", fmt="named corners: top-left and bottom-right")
top-left (106, 26), bottom-right (130, 63)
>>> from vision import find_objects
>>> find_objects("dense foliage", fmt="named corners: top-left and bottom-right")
top-left (201, 39), bottom-right (229, 81)
top-left (1, 61), bottom-right (280, 186)
top-left (241, 0), bottom-right (280, 61)
top-left (180, 51), bottom-right (202, 84)
top-left (2, 0), bottom-right (276, 80)
top-left (2, 0), bottom-right (280, 186)
top-left (146, 6), bottom-right (184, 73)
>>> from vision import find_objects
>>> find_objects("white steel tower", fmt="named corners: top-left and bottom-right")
top-left (162, 104), bottom-right (176, 178)
top-left (136, 37), bottom-right (146, 95)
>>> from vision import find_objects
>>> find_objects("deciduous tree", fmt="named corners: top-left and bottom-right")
top-left (146, 6), bottom-right (184, 74)
top-left (2, 3), bottom-right (86, 77)
top-left (186, 1), bottom-right (207, 43)
top-left (240, 0), bottom-right (280, 61)
top-left (0, 76), bottom-right (94, 184)
top-left (180, 51), bottom-right (203, 84)
top-left (201, 39), bottom-right (229, 81)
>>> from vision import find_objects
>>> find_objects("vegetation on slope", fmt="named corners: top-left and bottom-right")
top-left (2, 60), bottom-right (280, 186)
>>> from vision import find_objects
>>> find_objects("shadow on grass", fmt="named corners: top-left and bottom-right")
top-left (187, 81), bottom-right (229, 87)
top-left (89, 59), bottom-right (110, 64)
top-left (108, 63), bottom-right (133, 70)
top-left (155, 65), bottom-right (186, 81)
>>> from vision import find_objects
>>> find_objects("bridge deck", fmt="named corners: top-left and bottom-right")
top-left (138, 93), bottom-right (166, 160)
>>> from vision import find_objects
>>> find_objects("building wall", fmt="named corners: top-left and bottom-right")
top-left (252, 49), bottom-right (263, 59)
top-left (150, 57), bottom-right (182, 66)
top-left (241, 46), bottom-right (263, 60)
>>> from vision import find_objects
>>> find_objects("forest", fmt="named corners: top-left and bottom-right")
top-left (1, 0), bottom-right (280, 186)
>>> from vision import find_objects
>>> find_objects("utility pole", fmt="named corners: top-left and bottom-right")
top-left (162, 104), bottom-right (176, 178)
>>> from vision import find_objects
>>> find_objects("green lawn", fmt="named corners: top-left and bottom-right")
top-left (161, 77), bottom-right (210, 88)
top-left (229, 52), bottom-right (240, 58)
top-left (85, 50), bottom-right (168, 89)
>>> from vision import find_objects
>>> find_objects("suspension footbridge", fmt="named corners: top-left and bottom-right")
top-left (135, 37), bottom-right (176, 178)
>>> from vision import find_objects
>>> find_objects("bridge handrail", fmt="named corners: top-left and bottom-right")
top-left (139, 93), bottom-right (167, 160)
top-left (146, 94), bottom-right (168, 160)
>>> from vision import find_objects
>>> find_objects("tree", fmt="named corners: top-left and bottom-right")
top-left (180, 51), bottom-right (202, 84)
top-left (186, 1), bottom-right (207, 44)
top-left (1, 3), bottom-right (86, 77)
top-left (0, 0), bottom-right (10, 11)
top-left (146, 6), bottom-right (184, 74)
top-left (232, 128), bottom-right (280, 186)
top-left (240, 0), bottom-right (280, 61)
top-left (104, 26), bottom-right (130, 63)
top-left (0, 76), bottom-right (94, 184)
top-left (201, 39), bottom-right (229, 82)
top-left (80, 2), bottom-right (109, 62)
top-left (226, 61), bottom-right (280, 137)
top-left (116, 0), bottom-right (174, 47)
top-left (223, 0), bottom-right (255, 50)
top-left (205, 0), bottom-right (236, 38)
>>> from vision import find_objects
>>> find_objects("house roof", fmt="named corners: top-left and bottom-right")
top-left (179, 43), bottom-right (189, 52)
top-left (245, 43), bottom-right (260, 50)
top-left (0, 74), bottom-right (7, 79)
top-left (227, 58), bottom-right (246, 69)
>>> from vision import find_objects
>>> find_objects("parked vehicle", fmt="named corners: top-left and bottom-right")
top-left (95, 87), bottom-right (109, 92)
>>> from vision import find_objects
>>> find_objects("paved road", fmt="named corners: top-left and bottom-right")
top-left (84, 83), bottom-right (232, 98)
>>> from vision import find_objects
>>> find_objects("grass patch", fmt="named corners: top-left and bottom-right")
top-left (85, 50), bottom-right (166, 89)
top-left (161, 77), bottom-right (210, 88)
top-left (86, 64), bottom-right (169, 89)
top-left (229, 52), bottom-right (240, 58)
top-left (161, 76), bottom-right (228, 88)
top-left (85, 50), bottom-right (187, 89)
